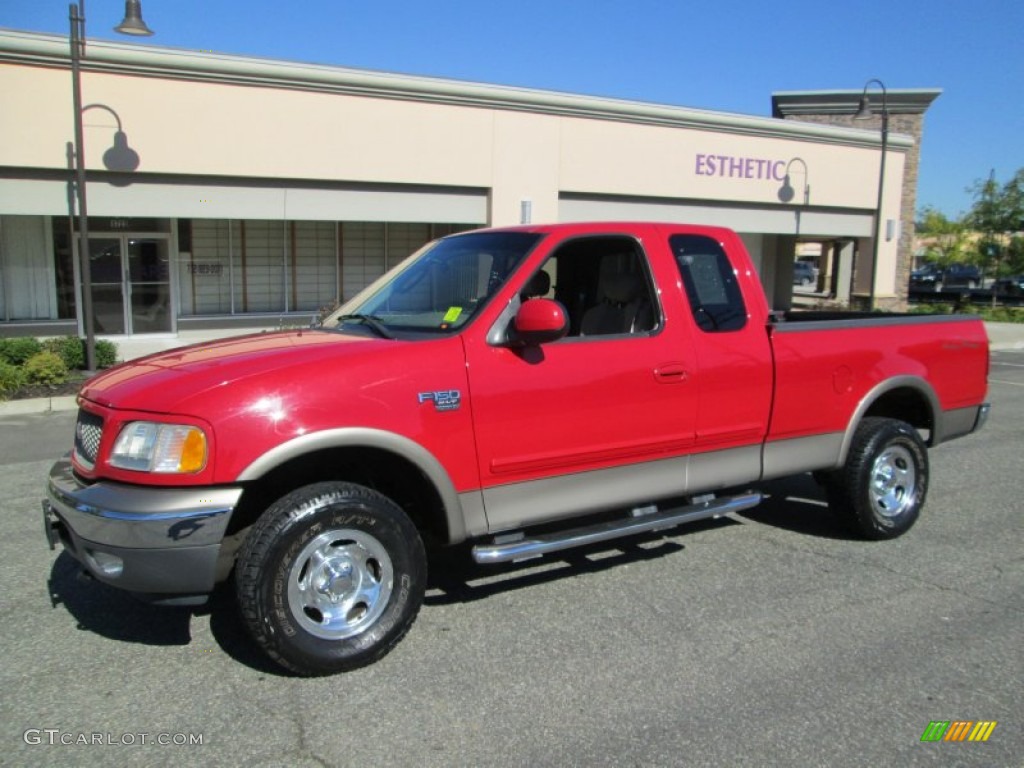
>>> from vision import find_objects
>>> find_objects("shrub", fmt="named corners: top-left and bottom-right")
top-left (0, 336), bottom-right (43, 366)
top-left (95, 340), bottom-right (119, 369)
top-left (22, 351), bottom-right (69, 387)
top-left (0, 359), bottom-right (26, 400)
top-left (42, 336), bottom-right (86, 371)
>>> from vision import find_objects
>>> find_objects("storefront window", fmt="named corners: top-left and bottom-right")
top-left (179, 219), bottom-right (462, 316)
top-left (52, 218), bottom-right (77, 320)
top-left (180, 219), bottom-right (235, 315)
top-left (0, 216), bottom-right (60, 321)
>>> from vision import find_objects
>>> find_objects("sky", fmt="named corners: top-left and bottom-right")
top-left (3, 0), bottom-right (1022, 219)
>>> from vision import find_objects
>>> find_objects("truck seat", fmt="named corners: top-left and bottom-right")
top-left (580, 254), bottom-right (654, 335)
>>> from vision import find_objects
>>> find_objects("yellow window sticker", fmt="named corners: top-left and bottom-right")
top-left (443, 306), bottom-right (463, 323)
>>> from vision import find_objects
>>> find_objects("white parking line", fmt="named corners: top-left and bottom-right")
top-left (990, 379), bottom-right (1024, 387)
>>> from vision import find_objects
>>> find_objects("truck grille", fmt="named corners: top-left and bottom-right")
top-left (74, 409), bottom-right (104, 469)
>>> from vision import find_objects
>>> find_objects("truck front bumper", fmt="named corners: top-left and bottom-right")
top-left (43, 457), bottom-right (243, 604)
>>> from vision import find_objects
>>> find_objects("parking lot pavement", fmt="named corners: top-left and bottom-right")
top-left (2, 357), bottom-right (1021, 767)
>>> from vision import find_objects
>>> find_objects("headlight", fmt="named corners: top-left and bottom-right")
top-left (110, 422), bottom-right (208, 473)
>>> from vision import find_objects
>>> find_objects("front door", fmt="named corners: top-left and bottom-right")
top-left (464, 231), bottom-right (698, 532)
top-left (87, 235), bottom-right (171, 334)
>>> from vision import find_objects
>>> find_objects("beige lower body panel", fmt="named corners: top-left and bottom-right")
top-left (480, 444), bottom-right (762, 533)
top-left (466, 405), bottom-right (987, 538)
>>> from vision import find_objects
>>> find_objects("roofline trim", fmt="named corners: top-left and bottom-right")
top-left (772, 88), bottom-right (942, 117)
top-left (1, 29), bottom-right (912, 151)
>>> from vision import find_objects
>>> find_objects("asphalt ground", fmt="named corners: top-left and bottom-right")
top-left (0, 350), bottom-right (1021, 767)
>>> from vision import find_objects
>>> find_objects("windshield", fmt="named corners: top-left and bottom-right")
top-left (324, 231), bottom-right (542, 337)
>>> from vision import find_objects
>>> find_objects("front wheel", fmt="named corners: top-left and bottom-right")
top-left (825, 418), bottom-right (929, 540)
top-left (236, 481), bottom-right (426, 675)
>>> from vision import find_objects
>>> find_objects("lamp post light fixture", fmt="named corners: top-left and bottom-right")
top-left (69, 0), bottom-right (153, 371)
top-left (854, 78), bottom-right (888, 311)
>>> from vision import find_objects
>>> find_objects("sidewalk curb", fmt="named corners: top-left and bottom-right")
top-left (0, 396), bottom-right (77, 416)
top-left (984, 322), bottom-right (1024, 351)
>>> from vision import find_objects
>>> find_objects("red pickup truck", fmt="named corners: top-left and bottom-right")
top-left (43, 222), bottom-right (990, 675)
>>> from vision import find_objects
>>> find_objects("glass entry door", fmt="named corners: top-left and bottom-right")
top-left (88, 235), bottom-right (171, 334)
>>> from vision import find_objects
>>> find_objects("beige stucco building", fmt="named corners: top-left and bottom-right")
top-left (0, 28), bottom-right (939, 351)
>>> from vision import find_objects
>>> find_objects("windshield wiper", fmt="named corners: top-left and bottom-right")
top-left (337, 314), bottom-right (396, 340)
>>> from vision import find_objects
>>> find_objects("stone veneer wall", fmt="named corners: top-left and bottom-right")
top-left (780, 112), bottom-right (926, 310)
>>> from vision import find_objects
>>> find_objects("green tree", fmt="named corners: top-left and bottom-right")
top-left (1007, 235), bottom-right (1024, 275)
top-left (915, 205), bottom-right (968, 266)
top-left (966, 168), bottom-right (1024, 276)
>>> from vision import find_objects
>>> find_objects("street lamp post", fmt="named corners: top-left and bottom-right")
top-left (69, 1), bottom-right (152, 371)
top-left (854, 78), bottom-right (888, 311)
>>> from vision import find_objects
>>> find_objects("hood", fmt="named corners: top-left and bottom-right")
top-left (80, 330), bottom-right (386, 414)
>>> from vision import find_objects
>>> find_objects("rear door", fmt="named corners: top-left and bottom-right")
top-left (659, 226), bottom-right (774, 482)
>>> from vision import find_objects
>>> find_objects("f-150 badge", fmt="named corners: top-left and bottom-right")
top-left (418, 390), bottom-right (461, 411)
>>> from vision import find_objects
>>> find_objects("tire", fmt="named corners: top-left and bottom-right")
top-left (825, 418), bottom-right (928, 540)
top-left (236, 481), bottom-right (426, 676)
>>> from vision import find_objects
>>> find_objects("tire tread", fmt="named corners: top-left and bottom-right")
top-left (235, 481), bottom-right (426, 676)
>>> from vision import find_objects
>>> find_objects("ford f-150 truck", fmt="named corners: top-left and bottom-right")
top-left (43, 222), bottom-right (990, 675)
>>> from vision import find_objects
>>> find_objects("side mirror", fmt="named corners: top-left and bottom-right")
top-left (509, 298), bottom-right (568, 347)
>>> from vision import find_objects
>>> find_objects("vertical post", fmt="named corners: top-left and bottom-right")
top-left (70, 1), bottom-right (96, 371)
top-left (855, 79), bottom-right (889, 311)
top-left (868, 109), bottom-right (888, 310)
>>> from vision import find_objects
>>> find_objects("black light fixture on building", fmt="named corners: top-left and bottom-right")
top-left (114, 0), bottom-right (155, 36)
top-left (69, 0), bottom-right (153, 370)
top-left (854, 78), bottom-right (888, 310)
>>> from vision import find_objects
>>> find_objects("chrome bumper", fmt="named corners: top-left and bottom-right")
top-left (43, 457), bottom-right (243, 599)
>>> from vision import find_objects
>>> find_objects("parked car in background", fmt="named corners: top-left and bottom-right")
top-left (994, 275), bottom-right (1024, 296)
top-left (793, 261), bottom-right (817, 287)
top-left (910, 263), bottom-right (981, 292)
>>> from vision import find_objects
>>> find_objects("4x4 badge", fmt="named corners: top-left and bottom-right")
top-left (417, 390), bottom-right (461, 411)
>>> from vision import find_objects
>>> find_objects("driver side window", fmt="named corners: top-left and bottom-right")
top-left (528, 236), bottom-right (659, 338)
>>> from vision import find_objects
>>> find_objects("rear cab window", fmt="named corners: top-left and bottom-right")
top-left (670, 234), bottom-right (747, 332)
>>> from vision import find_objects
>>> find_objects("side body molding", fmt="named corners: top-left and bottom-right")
top-left (236, 428), bottom-right (473, 544)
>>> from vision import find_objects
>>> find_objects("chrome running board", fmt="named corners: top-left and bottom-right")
top-left (471, 492), bottom-right (762, 564)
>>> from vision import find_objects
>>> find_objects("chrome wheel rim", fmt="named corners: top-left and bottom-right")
top-left (869, 445), bottom-right (917, 518)
top-left (287, 528), bottom-right (394, 640)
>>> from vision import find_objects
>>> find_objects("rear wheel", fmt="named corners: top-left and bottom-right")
top-left (236, 481), bottom-right (426, 675)
top-left (826, 418), bottom-right (928, 540)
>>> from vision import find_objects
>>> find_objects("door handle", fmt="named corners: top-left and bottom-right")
top-left (654, 363), bottom-right (688, 383)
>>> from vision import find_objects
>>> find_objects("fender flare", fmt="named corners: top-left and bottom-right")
top-left (236, 427), bottom-right (470, 543)
top-left (837, 375), bottom-right (941, 466)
